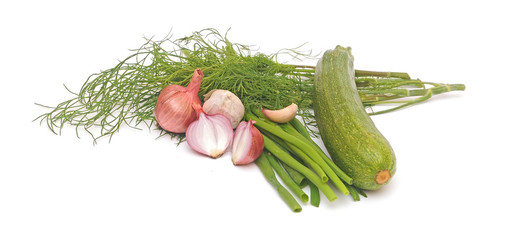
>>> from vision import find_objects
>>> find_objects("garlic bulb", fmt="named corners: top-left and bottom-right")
top-left (155, 69), bottom-right (203, 133)
top-left (203, 89), bottom-right (244, 128)
top-left (261, 103), bottom-right (298, 123)
top-left (186, 105), bottom-right (234, 159)
top-left (231, 120), bottom-right (264, 165)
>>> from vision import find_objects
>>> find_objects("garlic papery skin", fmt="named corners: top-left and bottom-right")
top-left (155, 68), bottom-right (203, 133)
top-left (203, 89), bottom-right (244, 128)
top-left (231, 120), bottom-right (264, 165)
top-left (186, 108), bottom-right (234, 159)
top-left (261, 103), bottom-right (298, 123)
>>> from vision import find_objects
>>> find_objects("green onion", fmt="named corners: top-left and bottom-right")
top-left (288, 117), bottom-right (312, 140)
top-left (247, 112), bottom-right (350, 195)
top-left (280, 161), bottom-right (306, 187)
top-left (265, 152), bottom-right (308, 203)
top-left (259, 127), bottom-right (328, 182)
top-left (289, 118), bottom-right (353, 183)
top-left (262, 134), bottom-right (338, 202)
top-left (255, 153), bottom-right (301, 212)
top-left (344, 184), bottom-right (361, 202)
top-left (279, 123), bottom-right (353, 189)
top-left (309, 182), bottom-right (321, 207)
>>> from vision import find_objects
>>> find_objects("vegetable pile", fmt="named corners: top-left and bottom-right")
top-left (35, 28), bottom-right (465, 212)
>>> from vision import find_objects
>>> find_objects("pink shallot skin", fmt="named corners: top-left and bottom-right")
top-left (232, 120), bottom-right (264, 165)
top-left (155, 68), bottom-right (203, 133)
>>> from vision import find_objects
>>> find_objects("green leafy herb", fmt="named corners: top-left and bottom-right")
top-left (34, 28), bottom-right (464, 143)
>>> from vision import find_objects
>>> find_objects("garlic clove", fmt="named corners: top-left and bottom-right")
top-left (261, 103), bottom-right (298, 123)
top-left (231, 120), bottom-right (264, 165)
top-left (186, 111), bottom-right (234, 159)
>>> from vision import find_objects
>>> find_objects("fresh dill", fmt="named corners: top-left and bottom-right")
top-left (34, 28), bottom-right (465, 143)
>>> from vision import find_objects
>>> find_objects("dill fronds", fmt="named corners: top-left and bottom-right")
top-left (34, 28), bottom-right (315, 143)
top-left (34, 28), bottom-right (465, 143)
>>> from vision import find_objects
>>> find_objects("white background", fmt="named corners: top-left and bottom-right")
top-left (1, 0), bottom-right (529, 239)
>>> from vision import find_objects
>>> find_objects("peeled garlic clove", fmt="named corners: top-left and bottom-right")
top-left (232, 120), bottom-right (264, 165)
top-left (186, 110), bottom-right (234, 159)
top-left (203, 89), bottom-right (245, 129)
top-left (261, 103), bottom-right (298, 123)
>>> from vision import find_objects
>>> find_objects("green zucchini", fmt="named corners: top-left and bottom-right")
top-left (313, 46), bottom-right (396, 190)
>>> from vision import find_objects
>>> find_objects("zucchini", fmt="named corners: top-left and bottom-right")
top-left (313, 46), bottom-right (396, 190)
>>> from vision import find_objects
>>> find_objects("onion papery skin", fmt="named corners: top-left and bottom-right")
top-left (203, 89), bottom-right (245, 129)
top-left (155, 85), bottom-right (200, 133)
top-left (155, 68), bottom-right (203, 133)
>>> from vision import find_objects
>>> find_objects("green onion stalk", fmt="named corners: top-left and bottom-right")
top-left (34, 28), bottom-right (465, 143)
top-left (250, 113), bottom-right (369, 212)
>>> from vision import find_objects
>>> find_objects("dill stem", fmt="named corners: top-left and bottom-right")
top-left (291, 64), bottom-right (411, 79)
top-left (355, 70), bottom-right (411, 79)
top-left (362, 83), bottom-right (465, 104)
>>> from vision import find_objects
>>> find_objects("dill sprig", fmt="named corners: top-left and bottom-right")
top-left (34, 28), bottom-right (314, 143)
top-left (34, 28), bottom-right (465, 143)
